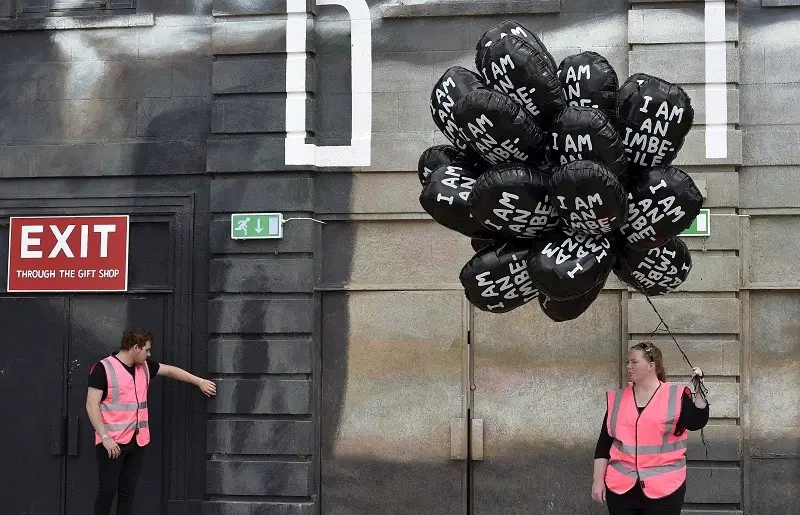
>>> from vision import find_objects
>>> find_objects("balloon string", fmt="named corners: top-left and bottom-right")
top-left (620, 258), bottom-right (711, 475)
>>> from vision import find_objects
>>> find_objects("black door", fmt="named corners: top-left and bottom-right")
top-left (0, 297), bottom-right (68, 515)
top-left (0, 295), bottom-right (167, 514)
top-left (66, 295), bottom-right (167, 515)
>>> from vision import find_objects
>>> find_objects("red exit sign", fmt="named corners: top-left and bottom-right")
top-left (7, 215), bottom-right (129, 292)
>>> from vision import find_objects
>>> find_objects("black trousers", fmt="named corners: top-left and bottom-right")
top-left (606, 481), bottom-right (686, 515)
top-left (94, 439), bottom-right (146, 515)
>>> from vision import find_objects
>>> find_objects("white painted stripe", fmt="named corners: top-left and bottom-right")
top-left (704, 83), bottom-right (727, 125)
top-left (285, 13), bottom-right (309, 54)
top-left (285, 92), bottom-right (308, 133)
top-left (285, 1), bottom-right (314, 165)
top-left (705, 0), bottom-right (728, 159)
top-left (284, 0), bottom-right (373, 167)
top-left (285, 8), bottom-right (308, 139)
top-left (350, 90), bottom-right (372, 136)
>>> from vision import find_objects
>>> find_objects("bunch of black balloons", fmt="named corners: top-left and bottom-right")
top-left (419, 20), bottom-right (703, 322)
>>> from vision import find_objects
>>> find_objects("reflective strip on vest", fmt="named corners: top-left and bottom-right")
top-left (100, 402), bottom-right (148, 411)
top-left (104, 420), bottom-right (150, 431)
top-left (609, 386), bottom-right (624, 439)
top-left (664, 384), bottom-right (680, 439)
top-left (612, 439), bottom-right (688, 455)
top-left (610, 458), bottom-right (687, 480)
top-left (103, 358), bottom-right (120, 404)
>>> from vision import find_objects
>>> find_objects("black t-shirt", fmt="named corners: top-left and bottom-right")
top-left (88, 355), bottom-right (160, 402)
top-left (595, 387), bottom-right (709, 460)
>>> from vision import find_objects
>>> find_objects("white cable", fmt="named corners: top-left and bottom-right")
top-left (282, 217), bottom-right (327, 225)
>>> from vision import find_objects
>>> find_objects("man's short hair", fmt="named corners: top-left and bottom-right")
top-left (120, 328), bottom-right (153, 351)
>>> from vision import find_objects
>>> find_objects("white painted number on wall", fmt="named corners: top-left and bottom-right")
top-left (284, 0), bottom-right (372, 167)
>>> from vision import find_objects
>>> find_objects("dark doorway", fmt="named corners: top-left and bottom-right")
top-left (0, 192), bottom-right (199, 514)
top-left (0, 294), bottom-right (168, 515)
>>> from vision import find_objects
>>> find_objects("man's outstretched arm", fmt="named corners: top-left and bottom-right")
top-left (157, 364), bottom-right (217, 397)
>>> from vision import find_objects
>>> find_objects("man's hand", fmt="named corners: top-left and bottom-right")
top-left (102, 437), bottom-right (121, 459)
top-left (159, 365), bottom-right (218, 398)
top-left (197, 379), bottom-right (217, 397)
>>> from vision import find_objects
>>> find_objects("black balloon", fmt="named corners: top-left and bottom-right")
top-left (471, 237), bottom-right (499, 252)
top-left (617, 73), bottom-right (695, 176)
top-left (475, 20), bottom-right (556, 74)
top-left (419, 162), bottom-right (495, 238)
top-left (550, 160), bottom-right (627, 235)
top-left (528, 227), bottom-right (615, 300)
top-left (430, 66), bottom-right (488, 153)
top-left (453, 88), bottom-right (547, 165)
top-left (613, 237), bottom-right (692, 295)
top-left (478, 35), bottom-right (565, 127)
top-left (539, 280), bottom-right (605, 322)
top-left (460, 241), bottom-right (539, 313)
top-left (418, 145), bottom-right (461, 186)
top-left (558, 52), bottom-right (619, 119)
top-left (550, 105), bottom-right (628, 181)
top-left (618, 165), bottom-right (703, 249)
top-left (469, 162), bottom-right (561, 239)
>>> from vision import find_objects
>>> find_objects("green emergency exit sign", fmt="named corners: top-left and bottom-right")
top-left (231, 213), bottom-right (283, 239)
top-left (681, 209), bottom-right (711, 237)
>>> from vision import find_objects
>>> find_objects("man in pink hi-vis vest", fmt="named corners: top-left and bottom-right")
top-left (86, 328), bottom-right (217, 515)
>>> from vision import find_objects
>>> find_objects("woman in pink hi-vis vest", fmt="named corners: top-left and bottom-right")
top-left (86, 328), bottom-right (217, 515)
top-left (591, 342), bottom-right (709, 515)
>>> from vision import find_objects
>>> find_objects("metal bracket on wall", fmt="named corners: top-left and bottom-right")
top-left (450, 418), bottom-right (484, 461)
top-left (451, 418), bottom-right (468, 460)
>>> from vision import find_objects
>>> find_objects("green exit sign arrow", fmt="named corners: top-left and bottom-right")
top-left (231, 213), bottom-right (283, 239)
top-left (681, 208), bottom-right (711, 237)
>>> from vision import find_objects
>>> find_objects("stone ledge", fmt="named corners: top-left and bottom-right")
top-left (629, 7), bottom-right (738, 44)
top-left (669, 129), bottom-right (744, 168)
top-left (0, 12), bottom-right (153, 32)
top-left (213, 0), bottom-right (314, 17)
top-left (762, 0), bottom-right (800, 7)
top-left (381, 0), bottom-right (560, 19)
top-left (202, 501), bottom-right (314, 515)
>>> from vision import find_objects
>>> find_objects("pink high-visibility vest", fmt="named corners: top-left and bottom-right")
top-left (94, 356), bottom-right (151, 446)
top-left (605, 383), bottom-right (688, 499)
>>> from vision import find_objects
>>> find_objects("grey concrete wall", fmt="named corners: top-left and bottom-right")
top-left (740, 2), bottom-right (800, 514)
top-left (0, 2), bottom-right (210, 178)
top-left (205, 2), bottom-right (317, 514)
top-left (318, 1), bottom-right (732, 514)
